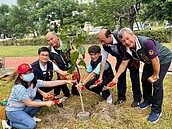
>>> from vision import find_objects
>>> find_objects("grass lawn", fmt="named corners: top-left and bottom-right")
top-left (0, 71), bottom-right (172, 129)
top-left (0, 43), bottom-right (171, 57)
top-left (0, 43), bottom-right (172, 128)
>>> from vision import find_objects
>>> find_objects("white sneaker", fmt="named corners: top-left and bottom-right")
top-left (99, 92), bottom-right (103, 97)
top-left (1, 120), bottom-right (12, 129)
top-left (106, 94), bottom-right (112, 104)
top-left (33, 117), bottom-right (41, 122)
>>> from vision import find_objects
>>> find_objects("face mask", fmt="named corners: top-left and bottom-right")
top-left (23, 73), bottom-right (34, 82)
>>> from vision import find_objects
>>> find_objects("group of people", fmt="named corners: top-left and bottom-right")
top-left (2, 27), bottom-right (172, 129)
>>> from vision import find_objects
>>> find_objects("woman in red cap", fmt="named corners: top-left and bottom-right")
top-left (3, 63), bottom-right (73, 129)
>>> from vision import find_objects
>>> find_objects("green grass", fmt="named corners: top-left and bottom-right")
top-left (1, 71), bottom-right (172, 129)
top-left (0, 43), bottom-right (171, 57)
top-left (0, 46), bottom-right (44, 57)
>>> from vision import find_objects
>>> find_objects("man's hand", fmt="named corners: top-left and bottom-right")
top-left (89, 80), bottom-right (101, 89)
top-left (46, 94), bottom-right (54, 100)
top-left (66, 80), bottom-right (75, 85)
top-left (95, 79), bottom-right (102, 85)
top-left (107, 81), bottom-right (117, 88)
top-left (76, 83), bottom-right (85, 91)
top-left (111, 78), bottom-right (118, 85)
top-left (72, 73), bottom-right (80, 81)
top-left (148, 75), bottom-right (159, 84)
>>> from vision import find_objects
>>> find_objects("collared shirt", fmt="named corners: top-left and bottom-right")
top-left (102, 34), bottom-right (118, 61)
top-left (39, 61), bottom-right (59, 75)
top-left (87, 60), bottom-right (109, 75)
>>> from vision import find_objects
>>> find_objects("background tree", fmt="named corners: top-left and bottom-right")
top-left (85, 0), bottom-right (134, 30)
top-left (139, 0), bottom-right (172, 23)
top-left (0, 4), bottom-right (9, 38)
top-left (7, 6), bottom-right (29, 38)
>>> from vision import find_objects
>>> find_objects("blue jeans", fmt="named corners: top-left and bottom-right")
top-left (6, 99), bottom-right (42, 129)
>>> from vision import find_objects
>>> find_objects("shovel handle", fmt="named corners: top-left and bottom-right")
top-left (79, 91), bottom-right (85, 113)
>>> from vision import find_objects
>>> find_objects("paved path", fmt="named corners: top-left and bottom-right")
top-left (1, 55), bottom-right (116, 69)
top-left (1, 55), bottom-right (172, 74)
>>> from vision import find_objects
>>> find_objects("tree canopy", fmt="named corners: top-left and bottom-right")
top-left (0, 0), bottom-right (171, 38)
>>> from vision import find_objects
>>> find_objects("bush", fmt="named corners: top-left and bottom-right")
top-left (135, 29), bottom-right (172, 43)
top-left (0, 29), bottom-right (171, 46)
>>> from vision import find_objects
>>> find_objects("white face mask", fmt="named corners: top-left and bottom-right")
top-left (23, 73), bottom-right (34, 82)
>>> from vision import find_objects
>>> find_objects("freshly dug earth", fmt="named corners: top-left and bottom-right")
top-left (36, 90), bottom-right (122, 129)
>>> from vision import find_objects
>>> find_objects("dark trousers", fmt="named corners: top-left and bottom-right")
top-left (34, 83), bottom-right (75, 100)
top-left (116, 58), bottom-right (142, 101)
top-left (85, 76), bottom-right (113, 99)
top-left (54, 84), bottom-right (71, 97)
top-left (55, 65), bottom-right (80, 97)
top-left (34, 87), bottom-right (54, 100)
top-left (142, 62), bottom-right (171, 113)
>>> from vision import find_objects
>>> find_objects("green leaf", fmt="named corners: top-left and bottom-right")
top-left (78, 45), bottom-right (85, 58)
top-left (78, 58), bottom-right (86, 69)
top-left (67, 51), bottom-right (79, 73)
top-left (59, 42), bottom-right (71, 53)
top-left (59, 30), bottom-right (68, 43)
top-left (67, 63), bottom-right (76, 74)
top-left (70, 51), bottom-right (79, 62)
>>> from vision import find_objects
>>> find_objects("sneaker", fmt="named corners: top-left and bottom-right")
top-left (131, 101), bottom-right (140, 107)
top-left (114, 99), bottom-right (126, 105)
top-left (106, 94), bottom-right (112, 104)
top-left (148, 112), bottom-right (162, 123)
top-left (139, 102), bottom-right (151, 109)
top-left (99, 92), bottom-right (103, 97)
top-left (33, 117), bottom-right (41, 122)
top-left (1, 120), bottom-right (12, 129)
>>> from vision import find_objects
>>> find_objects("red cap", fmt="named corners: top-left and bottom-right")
top-left (17, 63), bottom-right (34, 74)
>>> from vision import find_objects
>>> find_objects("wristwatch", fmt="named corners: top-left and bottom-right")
top-left (81, 82), bottom-right (85, 86)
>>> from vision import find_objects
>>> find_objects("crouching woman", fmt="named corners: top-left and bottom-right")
top-left (5, 63), bottom-right (73, 129)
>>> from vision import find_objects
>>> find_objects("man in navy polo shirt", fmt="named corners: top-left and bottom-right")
top-left (98, 28), bottom-right (142, 107)
top-left (112, 27), bottom-right (172, 123)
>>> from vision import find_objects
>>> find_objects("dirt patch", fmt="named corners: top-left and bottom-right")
top-left (35, 90), bottom-right (126, 129)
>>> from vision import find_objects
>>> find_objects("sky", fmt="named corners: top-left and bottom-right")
top-left (0, 0), bottom-right (17, 6)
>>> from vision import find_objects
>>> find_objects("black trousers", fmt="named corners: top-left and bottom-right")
top-left (142, 62), bottom-right (171, 113)
top-left (54, 83), bottom-right (71, 97)
top-left (54, 65), bottom-right (80, 97)
top-left (116, 58), bottom-right (142, 101)
top-left (34, 83), bottom-right (76, 100)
